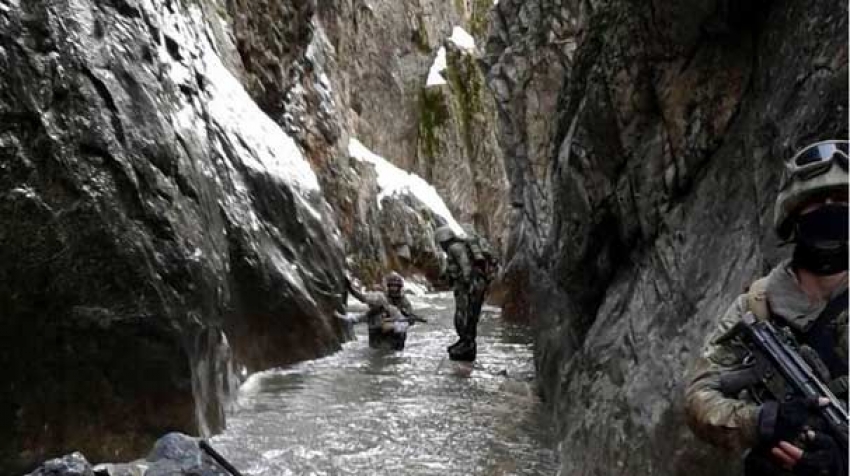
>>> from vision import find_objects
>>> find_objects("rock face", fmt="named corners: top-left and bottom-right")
top-left (0, 0), bottom-right (347, 472)
top-left (1, 0), bottom-right (504, 472)
top-left (484, 0), bottom-right (847, 474)
top-left (418, 42), bottom-right (509, 254)
top-left (481, 0), bottom-right (573, 315)
top-left (308, 1), bottom-right (509, 271)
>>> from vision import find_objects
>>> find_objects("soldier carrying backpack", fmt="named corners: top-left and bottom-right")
top-left (435, 224), bottom-right (499, 362)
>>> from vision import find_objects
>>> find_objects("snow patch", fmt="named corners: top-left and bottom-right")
top-left (155, 2), bottom-right (320, 194)
top-left (348, 138), bottom-right (464, 236)
top-left (202, 47), bottom-right (320, 193)
top-left (448, 26), bottom-right (476, 51)
top-left (426, 46), bottom-right (447, 87)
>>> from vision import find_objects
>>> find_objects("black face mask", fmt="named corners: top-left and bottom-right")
top-left (792, 204), bottom-right (849, 276)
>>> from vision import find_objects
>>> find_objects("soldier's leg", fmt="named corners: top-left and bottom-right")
top-left (465, 276), bottom-right (488, 341)
top-left (453, 285), bottom-right (470, 339)
top-left (368, 329), bottom-right (382, 349)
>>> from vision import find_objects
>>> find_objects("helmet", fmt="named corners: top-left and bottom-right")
top-left (384, 272), bottom-right (404, 298)
top-left (435, 225), bottom-right (456, 245)
top-left (774, 140), bottom-right (849, 240)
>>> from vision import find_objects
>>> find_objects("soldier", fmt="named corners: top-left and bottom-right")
top-left (685, 140), bottom-right (848, 475)
top-left (382, 272), bottom-right (414, 318)
top-left (346, 272), bottom-right (422, 350)
top-left (435, 225), bottom-right (494, 361)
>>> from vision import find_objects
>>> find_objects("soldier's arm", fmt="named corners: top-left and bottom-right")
top-left (684, 294), bottom-right (761, 453)
top-left (347, 283), bottom-right (369, 305)
top-left (450, 243), bottom-right (473, 283)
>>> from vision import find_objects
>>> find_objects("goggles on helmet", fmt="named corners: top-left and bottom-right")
top-left (781, 140), bottom-right (849, 187)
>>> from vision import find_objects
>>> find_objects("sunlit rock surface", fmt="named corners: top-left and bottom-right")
top-left (484, 0), bottom-right (848, 474)
top-left (0, 0), bottom-right (346, 471)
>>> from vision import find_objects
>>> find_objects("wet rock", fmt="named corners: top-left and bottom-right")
top-left (0, 0), bottom-right (346, 471)
top-left (26, 453), bottom-right (94, 476)
top-left (485, 0), bottom-right (847, 474)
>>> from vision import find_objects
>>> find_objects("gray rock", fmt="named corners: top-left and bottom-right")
top-left (485, 0), bottom-right (847, 474)
top-left (0, 0), bottom-right (347, 471)
top-left (26, 453), bottom-right (94, 476)
top-left (269, 1), bottom-right (509, 281)
top-left (146, 433), bottom-right (201, 468)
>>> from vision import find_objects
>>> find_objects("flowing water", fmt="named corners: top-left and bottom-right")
top-left (210, 293), bottom-right (558, 475)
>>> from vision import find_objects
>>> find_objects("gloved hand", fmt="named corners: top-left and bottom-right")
top-left (759, 398), bottom-right (822, 444)
top-left (792, 431), bottom-right (846, 476)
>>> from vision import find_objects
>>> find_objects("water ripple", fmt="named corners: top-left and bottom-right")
top-left (212, 295), bottom-right (558, 475)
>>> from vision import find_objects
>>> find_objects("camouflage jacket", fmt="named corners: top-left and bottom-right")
top-left (685, 260), bottom-right (848, 453)
top-left (349, 288), bottom-right (413, 330)
top-left (388, 295), bottom-right (413, 318)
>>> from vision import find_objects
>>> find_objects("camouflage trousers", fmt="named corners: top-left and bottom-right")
top-left (453, 274), bottom-right (488, 342)
top-left (368, 328), bottom-right (406, 351)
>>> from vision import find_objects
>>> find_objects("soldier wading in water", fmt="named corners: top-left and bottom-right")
top-left (346, 272), bottom-right (423, 350)
top-left (685, 140), bottom-right (849, 475)
top-left (435, 225), bottom-right (498, 362)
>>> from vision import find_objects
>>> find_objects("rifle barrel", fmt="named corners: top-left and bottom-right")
top-left (199, 440), bottom-right (244, 476)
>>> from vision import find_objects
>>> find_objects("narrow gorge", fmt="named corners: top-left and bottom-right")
top-left (1, 0), bottom-right (846, 475)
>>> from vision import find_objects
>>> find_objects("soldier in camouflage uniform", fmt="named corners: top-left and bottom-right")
top-left (347, 272), bottom-right (418, 350)
top-left (685, 141), bottom-right (849, 475)
top-left (435, 225), bottom-right (490, 361)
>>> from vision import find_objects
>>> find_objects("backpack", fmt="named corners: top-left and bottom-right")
top-left (463, 233), bottom-right (499, 282)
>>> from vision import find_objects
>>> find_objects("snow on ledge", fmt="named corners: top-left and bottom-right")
top-left (426, 46), bottom-right (448, 87)
top-left (348, 138), bottom-right (464, 236)
top-left (448, 26), bottom-right (476, 51)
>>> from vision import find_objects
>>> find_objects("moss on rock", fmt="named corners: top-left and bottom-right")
top-left (445, 50), bottom-right (484, 160)
top-left (418, 87), bottom-right (450, 160)
top-left (469, 0), bottom-right (492, 38)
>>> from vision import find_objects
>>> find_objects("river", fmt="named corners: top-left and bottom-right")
top-left (210, 292), bottom-right (558, 475)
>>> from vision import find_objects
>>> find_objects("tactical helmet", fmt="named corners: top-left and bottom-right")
top-left (435, 225), bottom-right (456, 244)
top-left (774, 140), bottom-right (849, 240)
top-left (384, 272), bottom-right (404, 298)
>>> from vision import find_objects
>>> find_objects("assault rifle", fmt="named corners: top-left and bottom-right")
top-left (404, 312), bottom-right (428, 324)
top-left (718, 312), bottom-right (848, 449)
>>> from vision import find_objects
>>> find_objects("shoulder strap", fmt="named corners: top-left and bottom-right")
top-left (800, 288), bottom-right (849, 377)
top-left (746, 277), bottom-right (771, 321)
top-left (816, 288), bottom-right (849, 325)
